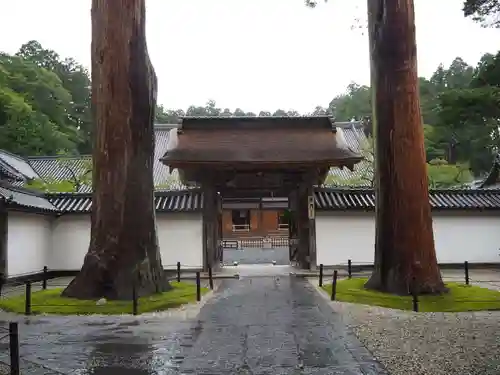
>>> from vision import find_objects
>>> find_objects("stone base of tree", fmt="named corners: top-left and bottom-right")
top-left (62, 253), bottom-right (171, 300)
top-left (364, 271), bottom-right (448, 296)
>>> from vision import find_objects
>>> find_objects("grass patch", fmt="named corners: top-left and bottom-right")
top-left (321, 278), bottom-right (500, 312)
top-left (0, 282), bottom-right (209, 315)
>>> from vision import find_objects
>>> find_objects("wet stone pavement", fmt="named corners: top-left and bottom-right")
top-left (223, 246), bottom-right (290, 265)
top-left (0, 267), bottom-right (388, 374)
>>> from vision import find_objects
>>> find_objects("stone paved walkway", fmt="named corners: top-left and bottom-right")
top-left (223, 246), bottom-right (290, 265)
top-left (0, 269), bottom-right (388, 374)
top-left (175, 270), bottom-right (387, 374)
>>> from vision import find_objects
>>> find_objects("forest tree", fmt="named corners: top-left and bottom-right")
top-left (364, 0), bottom-right (446, 295)
top-left (62, 0), bottom-right (170, 299)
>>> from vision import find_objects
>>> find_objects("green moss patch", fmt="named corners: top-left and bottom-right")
top-left (321, 278), bottom-right (500, 312)
top-left (0, 282), bottom-right (209, 315)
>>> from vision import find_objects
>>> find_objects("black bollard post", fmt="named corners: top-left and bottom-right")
top-left (42, 266), bottom-right (48, 290)
top-left (348, 259), bottom-right (352, 279)
top-left (464, 261), bottom-right (470, 286)
top-left (319, 264), bottom-right (323, 287)
top-left (25, 282), bottom-right (32, 316)
top-left (132, 282), bottom-right (138, 316)
top-left (331, 270), bottom-right (338, 301)
top-left (196, 272), bottom-right (201, 302)
top-left (411, 277), bottom-right (419, 312)
top-left (177, 262), bottom-right (181, 282)
top-left (9, 322), bottom-right (20, 375)
top-left (208, 265), bottom-right (214, 290)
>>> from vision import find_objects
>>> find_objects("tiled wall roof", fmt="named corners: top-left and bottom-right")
top-left (315, 188), bottom-right (500, 211)
top-left (0, 150), bottom-right (39, 180)
top-left (28, 155), bottom-right (93, 193)
top-left (47, 189), bottom-right (203, 213)
top-left (326, 122), bottom-right (373, 187)
top-left (0, 182), bottom-right (58, 212)
top-left (26, 125), bottom-right (187, 192)
top-left (42, 188), bottom-right (500, 214)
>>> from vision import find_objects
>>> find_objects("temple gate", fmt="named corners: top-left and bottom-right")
top-left (161, 116), bottom-right (362, 270)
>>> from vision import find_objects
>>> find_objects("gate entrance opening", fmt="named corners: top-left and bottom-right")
top-left (161, 116), bottom-right (362, 270)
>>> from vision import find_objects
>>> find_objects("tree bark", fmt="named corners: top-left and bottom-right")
top-left (0, 201), bottom-right (7, 284)
top-left (62, 0), bottom-right (170, 300)
top-left (364, 0), bottom-right (446, 295)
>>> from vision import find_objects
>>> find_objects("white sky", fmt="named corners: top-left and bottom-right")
top-left (1, 0), bottom-right (499, 113)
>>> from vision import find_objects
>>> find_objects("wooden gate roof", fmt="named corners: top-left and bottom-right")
top-left (160, 116), bottom-right (362, 168)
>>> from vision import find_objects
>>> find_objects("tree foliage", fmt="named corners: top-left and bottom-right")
top-left (154, 99), bottom-right (300, 123)
top-left (324, 137), bottom-right (474, 188)
top-left (1, 40), bottom-right (499, 182)
top-left (0, 41), bottom-right (91, 156)
top-left (26, 158), bottom-right (92, 193)
top-left (323, 53), bottom-right (500, 177)
top-left (463, 0), bottom-right (500, 27)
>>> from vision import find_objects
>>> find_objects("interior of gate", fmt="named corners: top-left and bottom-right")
top-left (160, 116), bottom-right (362, 270)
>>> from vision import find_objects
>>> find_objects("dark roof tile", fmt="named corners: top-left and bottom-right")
top-left (0, 150), bottom-right (39, 180)
top-left (0, 182), bottom-right (57, 212)
top-left (47, 189), bottom-right (203, 213)
top-left (315, 188), bottom-right (500, 210)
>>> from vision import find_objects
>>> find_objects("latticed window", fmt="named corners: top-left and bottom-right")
top-left (277, 211), bottom-right (288, 230)
top-left (231, 210), bottom-right (250, 231)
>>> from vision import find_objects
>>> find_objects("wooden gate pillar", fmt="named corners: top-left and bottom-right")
top-left (297, 185), bottom-right (310, 269)
top-left (292, 182), bottom-right (317, 270)
top-left (216, 194), bottom-right (223, 267)
top-left (203, 186), bottom-right (218, 271)
top-left (307, 185), bottom-right (317, 270)
top-left (288, 190), bottom-right (299, 264)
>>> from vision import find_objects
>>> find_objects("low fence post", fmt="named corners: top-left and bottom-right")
top-left (464, 261), bottom-right (470, 285)
top-left (331, 270), bottom-right (338, 301)
top-left (348, 259), bottom-right (352, 279)
top-left (25, 282), bottom-right (32, 316)
top-left (196, 272), bottom-right (201, 302)
top-left (176, 262), bottom-right (181, 282)
top-left (9, 322), bottom-right (20, 375)
top-left (132, 281), bottom-right (138, 316)
top-left (319, 264), bottom-right (323, 287)
top-left (411, 277), bottom-right (419, 312)
top-left (208, 265), bottom-right (214, 290)
top-left (42, 265), bottom-right (48, 290)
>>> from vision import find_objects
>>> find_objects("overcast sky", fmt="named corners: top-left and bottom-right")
top-left (1, 0), bottom-right (499, 113)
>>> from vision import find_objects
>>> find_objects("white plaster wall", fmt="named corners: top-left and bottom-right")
top-left (7, 212), bottom-right (52, 277)
top-left (50, 215), bottom-right (90, 271)
top-left (316, 211), bottom-right (500, 266)
top-left (49, 213), bottom-right (203, 271)
top-left (316, 212), bottom-right (375, 266)
top-left (157, 213), bottom-right (203, 270)
top-left (432, 214), bottom-right (500, 264)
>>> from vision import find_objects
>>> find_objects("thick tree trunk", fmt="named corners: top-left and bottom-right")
top-left (0, 202), bottom-right (6, 285)
top-left (364, 0), bottom-right (446, 295)
top-left (62, 0), bottom-right (170, 300)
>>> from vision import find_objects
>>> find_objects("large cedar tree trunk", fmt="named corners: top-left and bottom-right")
top-left (364, 0), bottom-right (446, 295)
top-left (62, 0), bottom-right (170, 300)
top-left (0, 202), bottom-right (6, 285)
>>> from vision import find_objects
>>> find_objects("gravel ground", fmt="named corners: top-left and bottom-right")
top-left (309, 279), bottom-right (500, 375)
